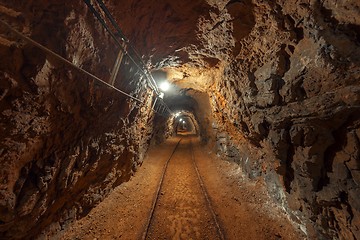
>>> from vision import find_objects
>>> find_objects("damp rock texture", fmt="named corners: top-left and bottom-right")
top-left (0, 1), bottom-right (155, 239)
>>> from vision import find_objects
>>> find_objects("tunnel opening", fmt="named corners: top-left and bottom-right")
top-left (156, 86), bottom-right (213, 144)
top-left (172, 111), bottom-right (199, 135)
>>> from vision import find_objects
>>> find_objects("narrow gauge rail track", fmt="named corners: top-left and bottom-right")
top-left (142, 136), bottom-right (225, 240)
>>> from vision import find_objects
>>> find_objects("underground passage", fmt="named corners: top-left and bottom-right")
top-left (0, 0), bottom-right (360, 239)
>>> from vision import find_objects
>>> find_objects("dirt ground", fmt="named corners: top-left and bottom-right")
top-left (146, 137), bottom-right (220, 239)
top-left (55, 135), bottom-right (305, 240)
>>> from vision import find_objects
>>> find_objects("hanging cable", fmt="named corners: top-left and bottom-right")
top-left (1, 2), bottom-right (172, 117)
top-left (0, 19), bottom-right (143, 103)
top-left (96, 0), bottom-right (160, 93)
top-left (94, 0), bottom-right (127, 42)
top-left (84, 0), bottom-right (160, 94)
top-left (83, 0), bottom-right (172, 116)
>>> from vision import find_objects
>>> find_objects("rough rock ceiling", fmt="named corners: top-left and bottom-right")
top-left (108, 0), bottom-right (237, 91)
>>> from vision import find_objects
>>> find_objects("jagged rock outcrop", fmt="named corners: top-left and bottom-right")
top-left (186, 1), bottom-right (360, 239)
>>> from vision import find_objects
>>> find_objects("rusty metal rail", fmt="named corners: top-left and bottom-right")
top-left (190, 139), bottom-right (226, 240)
top-left (142, 137), bottom-right (226, 240)
top-left (141, 138), bottom-right (182, 240)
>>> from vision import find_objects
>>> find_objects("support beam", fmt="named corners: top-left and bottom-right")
top-left (151, 97), bottom-right (158, 110)
top-left (109, 44), bottom-right (126, 86)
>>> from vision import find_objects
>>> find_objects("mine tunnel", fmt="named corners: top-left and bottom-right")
top-left (0, 0), bottom-right (359, 239)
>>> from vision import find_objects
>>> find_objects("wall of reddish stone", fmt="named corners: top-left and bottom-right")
top-left (0, 1), bottom-right (155, 238)
top-left (202, 1), bottom-right (360, 239)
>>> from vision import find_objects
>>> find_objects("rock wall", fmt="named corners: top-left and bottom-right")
top-left (0, 1), bottom-right (155, 239)
top-left (200, 1), bottom-right (360, 239)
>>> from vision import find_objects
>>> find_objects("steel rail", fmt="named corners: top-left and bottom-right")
top-left (190, 139), bottom-right (226, 240)
top-left (142, 137), bottom-right (226, 239)
top-left (141, 138), bottom-right (182, 240)
top-left (0, 19), bottom-right (143, 103)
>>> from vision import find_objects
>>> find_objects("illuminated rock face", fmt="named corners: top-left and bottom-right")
top-left (0, 0), bottom-right (359, 239)
top-left (206, 2), bottom-right (360, 239)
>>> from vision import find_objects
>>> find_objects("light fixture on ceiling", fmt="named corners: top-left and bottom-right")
top-left (159, 81), bottom-right (170, 92)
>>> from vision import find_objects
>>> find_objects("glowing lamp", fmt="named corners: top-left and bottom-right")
top-left (159, 81), bottom-right (170, 92)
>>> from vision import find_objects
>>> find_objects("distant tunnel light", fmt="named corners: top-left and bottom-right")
top-left (159, 81), bottom-right (170, 92)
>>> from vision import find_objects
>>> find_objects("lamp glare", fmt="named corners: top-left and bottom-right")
top-left (159, 81), bottom-right (170, 91)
